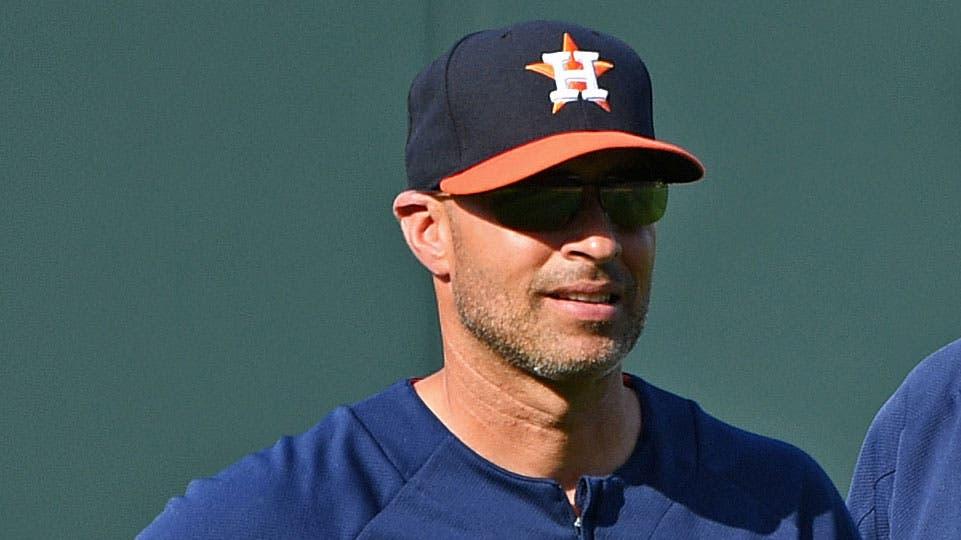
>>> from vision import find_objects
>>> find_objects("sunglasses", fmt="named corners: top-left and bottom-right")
top-left (451, 176), bottom-right (668, 232)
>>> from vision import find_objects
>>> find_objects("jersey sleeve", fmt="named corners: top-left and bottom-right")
top-left (847, 338), bottom-right (961, 540)
top-left (138, 406), bottom-right (405, 540)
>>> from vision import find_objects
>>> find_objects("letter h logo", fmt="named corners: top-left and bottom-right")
top-left (526, 33), bottom-right (614, 114)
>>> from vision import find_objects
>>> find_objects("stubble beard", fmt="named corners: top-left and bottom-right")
top-left (450, 251), bottom-right (648, 383)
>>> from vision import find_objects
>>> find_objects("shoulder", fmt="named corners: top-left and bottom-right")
top-left (848, 337), bottom-right (961, 539)
top-left (876, 338), bottom-right (961, 446)
top-left (850, 337), bottom-right (961, 489)
top-left (139, 381), bottom-right (426, 540)
top-left (691, 396), bottom-right (846, 517)
top-left (640, 377), bottom-right (839, 493)
top-left (898, 338), bottom-right (961, 407)
top-left (635, 377), bottom-right (855, 538)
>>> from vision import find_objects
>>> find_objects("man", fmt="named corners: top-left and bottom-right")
top-left (141, 20), bottom-right (856, 538)
top-left (847, 337), bottom-right (961, 539)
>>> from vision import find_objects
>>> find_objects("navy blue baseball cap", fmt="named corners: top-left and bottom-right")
top-left (405, 20), bottom-right (704, 195)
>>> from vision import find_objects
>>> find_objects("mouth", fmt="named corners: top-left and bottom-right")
top-left (547, 292), bottom-right (620, 305)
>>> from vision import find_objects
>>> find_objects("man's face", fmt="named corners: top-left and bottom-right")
top-left (445, 150), bottom-right (658, 381)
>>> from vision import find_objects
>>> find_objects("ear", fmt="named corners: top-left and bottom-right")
top-left (393, 190), bottom-right (452, 278)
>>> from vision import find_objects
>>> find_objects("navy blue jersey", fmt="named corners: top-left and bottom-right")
top-left (141, 375), bottom-right (855, 539)
top-left (848, 338), bottom-right (961, 539)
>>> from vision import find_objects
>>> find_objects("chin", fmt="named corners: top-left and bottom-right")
top-left (511, 339), bottom-right (631, 382)
top-left (525, 357), bottom-right (624, 383)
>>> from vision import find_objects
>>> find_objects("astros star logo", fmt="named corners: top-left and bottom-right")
top-left (525, 33), bottom-right (614, 114)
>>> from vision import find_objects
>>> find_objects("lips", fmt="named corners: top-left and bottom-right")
top-left (542, 285), bottom-right (622, 321)
top-left (548, 292), bottom-right (618, 305)
top-left (544, 282), bottom-right (624, 306)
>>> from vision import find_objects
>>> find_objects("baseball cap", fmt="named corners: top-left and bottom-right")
top-left (405, 20), bottom-right (704, 195)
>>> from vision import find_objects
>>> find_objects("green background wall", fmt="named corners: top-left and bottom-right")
top-left (3, 2), bottom-right (959, 537)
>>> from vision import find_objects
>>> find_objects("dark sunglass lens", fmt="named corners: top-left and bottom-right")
top-left (600, 184), bottom-right (668, 228)
top-left (484, 187), bottom-right (582, 231)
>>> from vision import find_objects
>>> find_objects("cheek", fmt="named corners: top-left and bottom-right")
top-left (622, 226), bottom-right (656, 281)
top-left (450, 214), bottom-right (552, 287)
top-left (478, 236), bottom-right (552, 291)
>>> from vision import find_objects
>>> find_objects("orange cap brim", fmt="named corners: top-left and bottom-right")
top-left (438, 130), bottom-right (704, 195)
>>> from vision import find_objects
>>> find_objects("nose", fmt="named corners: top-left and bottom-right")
top-left (560, 189), bottom-right (622, 263)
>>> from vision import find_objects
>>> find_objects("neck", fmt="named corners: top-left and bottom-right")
top-left (414, 334), bottom-right (642, 501)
